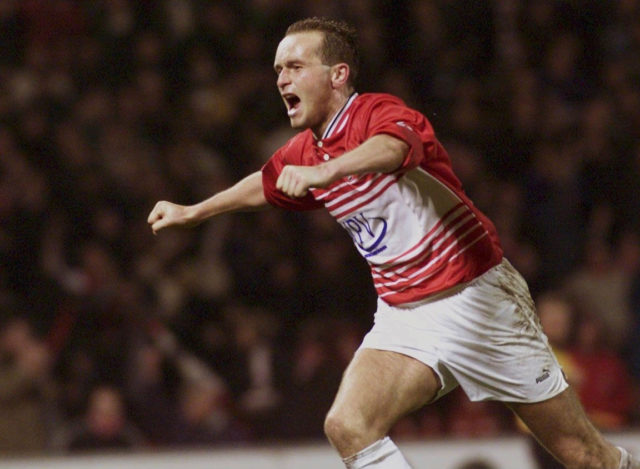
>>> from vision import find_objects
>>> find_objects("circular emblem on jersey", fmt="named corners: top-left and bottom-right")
top-left (342, 212), bottom-right (388, 258)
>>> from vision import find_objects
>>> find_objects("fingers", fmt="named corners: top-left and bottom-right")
top-left (147, 201), bottom-right (165, 224)
top-left (150, 217), bottom-right (169, 235)
top-left (147, 201), bottom-right (170, 234)
top-left (276, 166), bottom-right (309, 197)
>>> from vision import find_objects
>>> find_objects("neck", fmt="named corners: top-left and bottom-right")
top-left (313, 90), bottom-right (354, 139)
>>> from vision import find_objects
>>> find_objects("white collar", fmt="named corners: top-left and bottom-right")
top-left (319, 92), bottom-right (358, 140)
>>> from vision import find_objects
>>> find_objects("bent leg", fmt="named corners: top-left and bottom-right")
top-left (324, 348), bottom-right (441, 459)
top-left (507, 387), bottom-right (622, 469)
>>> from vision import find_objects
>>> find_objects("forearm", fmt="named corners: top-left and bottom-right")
top-left (322, 134), bottom-right (408, 183)
top-left (275, 135), bottom-right (409, 198)
top-left (190, 171), bottom-right (268, 221)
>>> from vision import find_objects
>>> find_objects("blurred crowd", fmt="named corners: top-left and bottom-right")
top-left (1, 0), bottom-right (640, 460)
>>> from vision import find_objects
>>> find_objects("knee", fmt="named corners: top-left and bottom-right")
top-left (551, 438), bottom-right (619, 469)
top-left (324, 409), bottom-right (372, 453)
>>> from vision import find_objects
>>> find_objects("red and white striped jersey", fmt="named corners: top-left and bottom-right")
top-left (262, 93), bottom-right (503, 305)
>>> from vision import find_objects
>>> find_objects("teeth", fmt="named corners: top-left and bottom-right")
top-left (285, 96), bottom-right (300, 117)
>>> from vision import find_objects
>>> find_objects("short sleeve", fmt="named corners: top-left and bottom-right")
top-left (261, 148), bottom-right (324, 211)
top-left (364, 97), bottom-right (436, 173)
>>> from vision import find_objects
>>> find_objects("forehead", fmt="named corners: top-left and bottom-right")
top-left (274, 31), bottom-right (324, 65)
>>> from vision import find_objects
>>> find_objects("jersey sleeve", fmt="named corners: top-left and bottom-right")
top-left (364, 96), bottom-right (436, 174)
top-left (261, 147), bottom-right (324, 211)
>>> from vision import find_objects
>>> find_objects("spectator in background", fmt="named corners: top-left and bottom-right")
top-left (174, 377), bottom-right (249, 446)
top-left (523, 138), bottom-right (584, 290)
top-left (570, 312), bottom-right (634, 431)
top-left (0, 315), bottom-right (58, 455)
top-left (564, 239), bottom-right (634, 352)
top-left (537, 291), bottom-right (577, 371)
top-left (445, 389), bottom-right (510, 439)
top-left (223, 303), bottom-right (281, 440)
top-left (125, 340), bottom-right (182, 446)
top-left (141, 320), bottom-right (250, 445)
top-left (278, 317), bottom-right (349, 441)
top-left (63, 384), bottom-right (145, 452)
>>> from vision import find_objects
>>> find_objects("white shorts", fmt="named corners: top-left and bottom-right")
top-left (359, 258), bottom-right (568, 403)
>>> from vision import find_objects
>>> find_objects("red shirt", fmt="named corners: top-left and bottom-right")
top-left (262, 93), bottom-right (503, 305)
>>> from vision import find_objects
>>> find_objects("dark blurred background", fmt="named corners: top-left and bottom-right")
top-left (1, 0), bottom-right (640, 463)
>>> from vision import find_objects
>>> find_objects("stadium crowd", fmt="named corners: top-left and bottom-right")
top-left (1, 0), bottom-right (640, 460)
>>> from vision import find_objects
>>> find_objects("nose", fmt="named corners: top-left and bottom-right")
top-left (277, 69), bottom-right (290, 89)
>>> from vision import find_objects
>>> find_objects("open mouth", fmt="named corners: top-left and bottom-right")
top-left (283, 94), bottom-right (301, 116)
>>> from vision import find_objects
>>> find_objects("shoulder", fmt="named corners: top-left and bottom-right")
top-left (353, 92), bottom-right (408, 110)
top-left (350, 93), bottom-right (429, 133)
top-left (352, 93), bottom-right (424, 124)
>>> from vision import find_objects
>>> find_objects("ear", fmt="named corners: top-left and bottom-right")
top-left (331, 63), bottom-right (350, 89)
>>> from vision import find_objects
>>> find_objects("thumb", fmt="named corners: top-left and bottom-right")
top-left (148, 202), bottom-right (168, 224)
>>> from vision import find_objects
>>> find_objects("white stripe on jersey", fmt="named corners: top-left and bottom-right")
top-left (312, 174), bottom-right (398, 219)
top-left (375, 204), bottom-right (468, 270)
top-left (313, 174), bottom-right (382, 202)
top-left (377, 231), bottom-right (489, 298)
top-left (373, 222), bottom-right (487, 290)
top-left (371, 211), bottom-right (477, 282)
top-left (330, 177), bottom-right (398, 219)
top-left (372, 211), bottom-right (484, 280)
top-left (450, 230), bottom-right (489, 261)
top-left (335, 114), bottom-right (350, 135)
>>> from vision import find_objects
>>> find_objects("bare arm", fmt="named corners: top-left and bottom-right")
top-left (276, 134), bottom-right (409, 197)
top-left (148, 171), bottom-right (267, 234)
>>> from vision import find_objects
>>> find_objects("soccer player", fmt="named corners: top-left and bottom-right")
top-left (148, 17), bottom-right (638, 469)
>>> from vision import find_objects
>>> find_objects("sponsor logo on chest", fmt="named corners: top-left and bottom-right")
top-left (341, 212), bottom-right (388, 257)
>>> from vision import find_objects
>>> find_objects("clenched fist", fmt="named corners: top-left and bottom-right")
top-left (147, 201), bottom-right (198, 234)
top-left (276, 164), bottom-right (334, 197)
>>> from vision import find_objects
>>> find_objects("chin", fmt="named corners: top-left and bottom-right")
top-left (289, 118), bottom-right (307, 130)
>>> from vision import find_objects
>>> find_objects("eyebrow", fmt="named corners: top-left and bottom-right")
top-left (274, 60), bottom-right (304, 72)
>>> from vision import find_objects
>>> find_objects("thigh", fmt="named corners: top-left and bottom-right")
top-left (328, 348), bottom-right (441, 434)
top-left (507, 387), bottom-right (616, 466)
